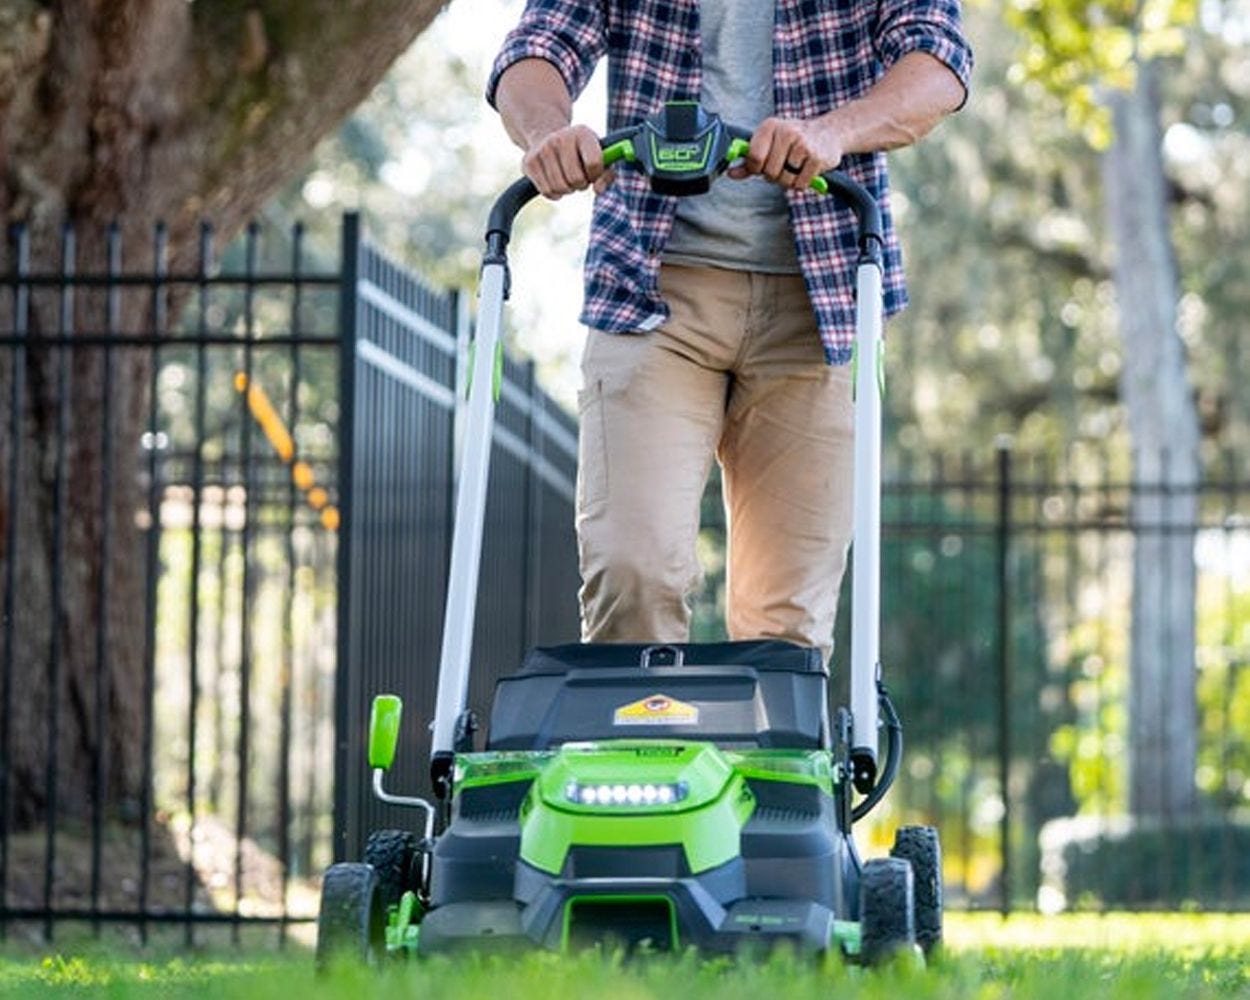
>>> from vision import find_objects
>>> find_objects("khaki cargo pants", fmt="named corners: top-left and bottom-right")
top-left (575, 263), bottom-right (854, 662)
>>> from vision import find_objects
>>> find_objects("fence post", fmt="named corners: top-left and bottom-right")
top-left (139, 223), bottom-right (169, 945)
top-left (333, 212), bottom-right (361, 863)
top-left (995, 436), bottom-right (1013, 915)
top-left (43, 225), bottom-right (76, 942)
top-left (0, 226), bottom-right (31, 941)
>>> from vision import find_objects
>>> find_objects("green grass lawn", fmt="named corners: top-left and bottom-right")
top-left (1, 914), bottom-right (1248, 998)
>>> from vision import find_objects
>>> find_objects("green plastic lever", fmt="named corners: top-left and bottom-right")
top-left (724, 138), bottom-right (828, 195)
top-left (602, 139), bottom-right (636, 167)
top-left (368, 694), bottom-right (403, 771)
top-left (725, 137), bottom-right (751, 163)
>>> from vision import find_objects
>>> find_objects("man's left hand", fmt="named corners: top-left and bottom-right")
top-left (729, 116), bottom-right (844, 192)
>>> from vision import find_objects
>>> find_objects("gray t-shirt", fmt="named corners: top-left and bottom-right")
top-left (662, 0), bottom-right (801, 274)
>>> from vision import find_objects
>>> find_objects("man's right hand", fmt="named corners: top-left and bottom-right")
top-left (523, 124), bottom-right (610, 200)
top-left (497, 59), bottom-right (614, 200)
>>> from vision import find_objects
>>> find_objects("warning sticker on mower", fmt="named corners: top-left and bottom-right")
top-left (613, 694), bottom-right (699, 727)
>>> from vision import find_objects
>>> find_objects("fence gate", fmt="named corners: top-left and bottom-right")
top-left (334, 215), bottom-right (581, 861)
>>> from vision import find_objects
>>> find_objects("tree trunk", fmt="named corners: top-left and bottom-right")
top-left (0, 250), bottom-right (152, 829)
top-left (1101, 62), bottom-right (1201, 820)
top-left (0, 0), bottom-right (447, 831)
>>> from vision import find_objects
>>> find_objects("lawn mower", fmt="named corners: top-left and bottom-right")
top-left (316, 101), bottom-right (941, 966)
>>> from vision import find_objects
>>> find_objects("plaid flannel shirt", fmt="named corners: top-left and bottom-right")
top-left (487, 0), bottom-right (973, 364)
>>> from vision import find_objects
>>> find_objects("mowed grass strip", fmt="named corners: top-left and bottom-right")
top-left (0, 914), bottom-right (1247, 999)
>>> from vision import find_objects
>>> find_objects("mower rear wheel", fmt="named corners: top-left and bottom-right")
top-left (316, 863), bottom-right (386, 970)
top-left (365, 829), bottom-right (420, 910)
top-left (858, 857), bottom-right (916, 966)
top-left (890, 825), bottom-right (942, 955)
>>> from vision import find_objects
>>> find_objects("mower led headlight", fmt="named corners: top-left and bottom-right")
top-left (563, 780), bottom-right (689, 807)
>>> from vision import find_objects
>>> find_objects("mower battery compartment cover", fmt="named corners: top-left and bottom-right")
top-left (486, 640), bottom-right (830, 751)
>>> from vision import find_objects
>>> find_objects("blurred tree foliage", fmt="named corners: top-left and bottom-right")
top-left (891, 0), bottom-right (1250, 461)
top-left (1001, 0), bottom-right (1199, 147)
top-left (270, 2), bottom-right (1250, 461)
top-left (259, 34), bottom-right (504, 285)
top-left (983, 0), bottom-right (1246, 819)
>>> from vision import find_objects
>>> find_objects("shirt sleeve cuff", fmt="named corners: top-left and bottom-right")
top-left (877, 25), bottom-right (974, 110)
top-left (486, 35), bottom-right (588, 110)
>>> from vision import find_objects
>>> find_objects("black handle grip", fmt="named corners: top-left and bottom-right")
top-left (485, 176), bottom-right (538, 252)
top-left (485, 128), bottom-right (638, 255)
top-left (817, 170), bottom-right (883, 254)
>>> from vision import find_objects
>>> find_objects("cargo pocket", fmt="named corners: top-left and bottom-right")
top-left (576, 379), bottom-right (609, 511)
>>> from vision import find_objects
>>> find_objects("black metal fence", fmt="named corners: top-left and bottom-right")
top-left (0, 218), bottom-right (345, 943)
top-left (334, 216), bottom-right (581, 861)
top-left (0, 212), bottom-right (581, 941)
top-left (697, 444), bottom-right (1250, 912)
top-left (1, 210), bottom-right (1247, 946)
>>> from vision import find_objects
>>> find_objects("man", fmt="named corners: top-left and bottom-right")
top-left (488, 1), bottom-right (972, 662)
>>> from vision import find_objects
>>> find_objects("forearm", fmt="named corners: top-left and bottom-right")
top-left (495, 58), bottom-right (574, 150)
top-left (741, 50), bottom-right (967, 189)
top-left (493, 56), bottom-right (605, 198)
top-left (820, 51), bottom-right (965, 155)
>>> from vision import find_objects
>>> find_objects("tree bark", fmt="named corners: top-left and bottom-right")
top-left (0, 0), bottom-right (447, 831)
top-left (1101, 62), bottom-right (1201, 820)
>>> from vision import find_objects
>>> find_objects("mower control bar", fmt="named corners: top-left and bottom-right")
top-left (484, 107), bottom-right (883, 259)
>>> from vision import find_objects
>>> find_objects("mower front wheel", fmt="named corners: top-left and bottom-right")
top-left (316, 863), bottom-right (386, 970)
top-left (858, 857), bottom-right (917, 966)
top-left (890, 825), bottom-right (942, 955)
top-left (365, 829), bottom-right (421, 910)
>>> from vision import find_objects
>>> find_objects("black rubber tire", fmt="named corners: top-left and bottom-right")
top-left (316, 863), bottom-right (386, 970)
top-left (859, 857), bottom-right (916, 966)
top-left (364, 829), bottom-right (419, 911)
top-left (890, 825), bottom-right (943, 955)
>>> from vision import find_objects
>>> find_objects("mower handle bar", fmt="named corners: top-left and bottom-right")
top-left (485, 124), bottom-right (883, 256)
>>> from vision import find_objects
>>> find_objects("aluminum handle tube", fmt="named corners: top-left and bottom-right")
top-left (849, 259), bottom-right (884, 769)
top-left (430, 261), bottom-right (507, 758)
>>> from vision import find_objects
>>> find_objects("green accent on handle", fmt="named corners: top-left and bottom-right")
top-left (602, 139), bottom-right (636, 166)
top-left (561, 895), bottom-right (678, 952)
top-left (493, 337), bottom-right (504, 402)
top-left (849, 339), bottom-right (883, 401)
top-left (464, 337), bottom-right (504, 402)
top-left (368, 694), bottom-right (403, 770)
top-left (850, 340), bottom-right (858, 403)
top-left (810, 176), bottom-right (830, 195)
top-left (725, 137), bottom-right (751, 162)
